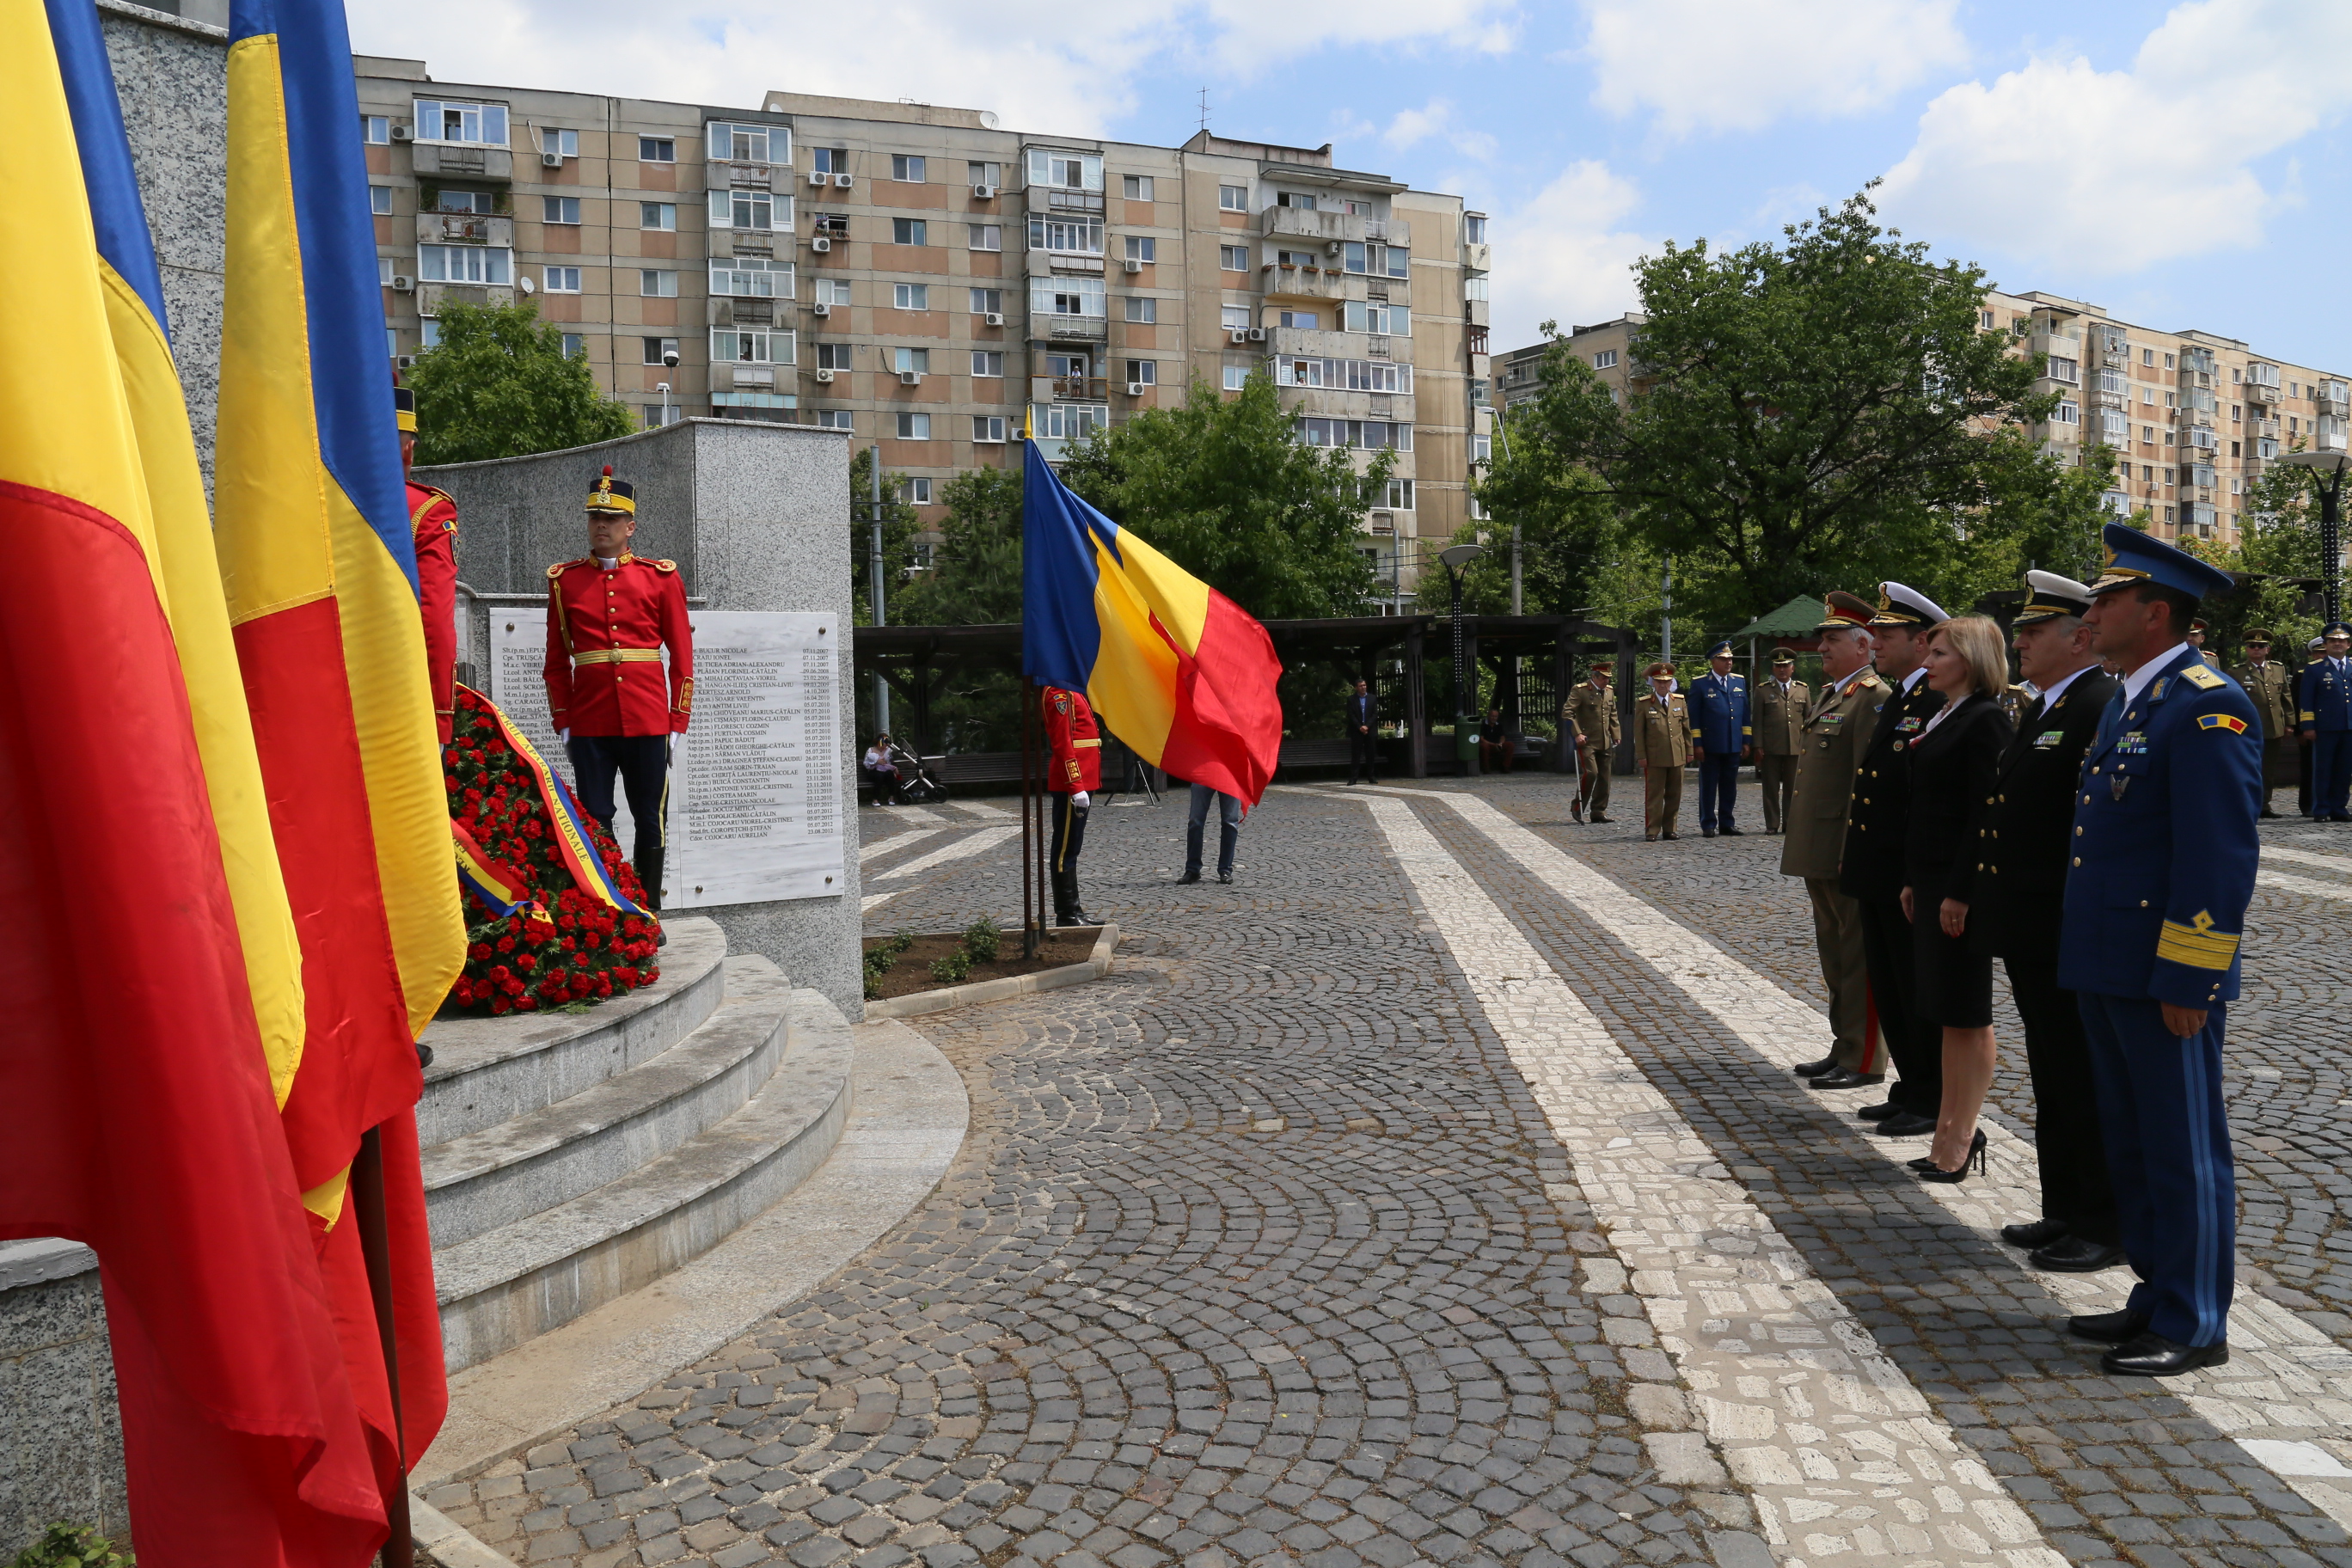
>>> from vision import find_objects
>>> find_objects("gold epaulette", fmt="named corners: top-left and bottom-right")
top-left (1857, 675), bottom-right (1880, 689)
top-left (2178, 663), bottom-right (2225, 690)
top-left (648, 558), bottom-right (678, 573)
top-left (547, 558), bottom-right (589, 579)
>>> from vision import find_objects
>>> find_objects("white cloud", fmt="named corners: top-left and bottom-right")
top-left (1381, 99), bottom-right (1498, 162)
top-left (1485, 161), bottom-right (1654, 352)
top-left (1577, 0), bottom-right (1967, 137)
top-left (1877, 0), bottom-right (2352, 274)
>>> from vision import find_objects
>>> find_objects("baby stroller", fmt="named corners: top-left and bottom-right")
top-left (882, 738), bottom-right (949, 805)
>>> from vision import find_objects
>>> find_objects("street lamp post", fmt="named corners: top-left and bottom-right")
top-left (1440, 542), bottom-right (1485, 769)
top-left (2280, 448), bottom-right (2350, 627)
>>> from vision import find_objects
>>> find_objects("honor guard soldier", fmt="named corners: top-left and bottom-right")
top-left (2229, 629), bottom-right (2297, 818)
top-left (2304, 622), bottom-right (2352, 821)
top-left (1565, 658), bottom-right (1621, 823)
top-left (2186, 616), bottom-right (2221, 669)
top-left (2061, 522), bottom-right (2261, 1375)
top-left (1977, 572), bottom-right (2122, 1271)
top-left (1755, 648), bottom-right (1808, 834)
top-left (1634, 662), bottom-right (1690, 841)
top-left (1042, 684), bottom-right (1102, 925)
top-left (396, 387), bottom-right (459, 744)
top-left (545, 467), bottom-right (694, 909)
top-left (1784, 594), bottom-right (1887, 1087)
top-left (1689, 640), bottom-right (1751, 836)
top-left (1838, 582), bottom-right (1949, 1136)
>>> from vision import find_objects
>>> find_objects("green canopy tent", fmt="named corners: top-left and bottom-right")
top-left (1723, 596), bottom-right (1827, 683)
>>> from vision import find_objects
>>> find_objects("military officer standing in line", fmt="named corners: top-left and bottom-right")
top-left (1975, 572), bottom-right (2122, 1271)
top-left (2061, 524), bottom-right (2261, 1375)
top-left (1635, 662), bottom-right (1690, 842)
top-left (2303, 622), bottom-right (2352, 822)
top-left (1043, 683), bottom-right (1103, 924)
top-left (395, 386), bottom-right (459, 744)
top-left (1565, 657), bottom-right (1620, 824)
top-left (2230, 630), bottom-right (2297, 818)
top-left (1839, 583), bottom-right (1950, 1137)
top-left (1689, 640), bottom-right (1751, 836)
top-left (2300, 634), bottom-right (2327, 815)
top-left (545, 466), bottom-right (695, 909)
top-left (2187, 617), bottom-right (2222, 669)
top-left (1785, 594), bottom-right (1887, 1088)
top-left (1754, 648), bottom-right (1809, 834)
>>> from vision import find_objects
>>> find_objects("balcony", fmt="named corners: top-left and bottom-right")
top-left (1041, 187), bottom-right (1105, 214)
top-left (1258, 206), bottom-right (1412, 248)
top-left (1269, 325), bottom-right (1373, 359)
top-left (1029, 375), bottom-right (1107, 402)
top-left (1032, 313), bottom-right (1107, 343)
top-left (2319, 389), bottom-right (2350, 416)
top-left (1260, 264), bottom-right (1366, 304)
top-left (1026, 248), bottom-right (1104, 277)
top-left (1462, 241), bottom-right (1490, 271)
top-left (417, 212), bottom-right (513, 248)
top-left (412, 143), bottom-right (511, 181)
top-left (415, 283), bottom-right (512, 316)
top-left (1463, 298), bottom-right (1489, 328)
top-left (716, 161), bottom-right (774, 189)
top-left (715, 364), bottom-right (776, 391)
top-left (1276, 383), bottom-right (1403, 421)
top-left (2041, 355), bottom-right (2080, 385)
top-left (708, 297), bottom-right (777, 327)
top-left (2249, 381), bottom-right (2280, 405)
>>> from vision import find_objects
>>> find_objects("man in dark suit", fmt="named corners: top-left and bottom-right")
top-left (1838, 582), bottom-right (1948, 1136)
top-left (1975, 572), bottom-right (2122, 1271)
top-left (1345, 677), bottom-right (1380, 786)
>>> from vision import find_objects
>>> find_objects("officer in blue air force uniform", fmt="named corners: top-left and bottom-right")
top-left (1688, 640), bottom-right (1750, 836)
top-left (2059, 522), bottom-right (2263, 1378)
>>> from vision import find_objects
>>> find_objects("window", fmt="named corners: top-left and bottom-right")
top-left (1124, 236), bottom-right (1155, 263)
top-left (640, 268), bottom-right (677, 297)
top-left (2260, 436), bottom-right (2281, 458)
top-left (710, 257), bottom-right (793, 297)
top-left (895, 413), bottom-right (934, 441)
top-left (362, 114), bottom-right (389, 144)
top-left (543, 266), bottom-right (582, 293)
top-left (891, 154), bottom-right (926, 182)
top-left (1473, 431), bottom-right (1491, 463)
top-left (972, 415), bottom-right (1008, 443)
top-left (642, 336), bottom-right (680, 364)
top-left (1980, 309), bottom-right (1995, 329)
top-left (891, 217), bottom-right (928, 246)
top-left (709, 189), bottom-right (788, 230)
top-left (1222, 364), bottom-right (1249, 391)
top-left (2044, 354), bottom-right (2079, 384)
top-left (561, 333), bottom-right (585, 358)
top-left (707, 122), bottom-right (784, 163)
top-left (1222, 304), bottom-right (1251, 331)
top-left (1276, 192), bottom-right (1316, 211)
top-left (1030, 275), bottom-right (1106, 318)
top-left (812, 148), bottom-right (849, 175)
top-left (418, 245), bottom-right (512, 284)
top-left (1026, 150), bottom-right (1103, 191)
top-left (644, 404), bottom-right (681, 428)
top-left (967, 224), bottom-right (1002, 251)
top-left (431, 187), bottom-right (495, 214)
top-left (1123, 175), bottom-right (1154, 200)
top-left (1294, 418), bottom-right (1412, 450)
top-left (815, 342), bottom-right (853, 370)
top-left (542, 195), bottom-right (581, 224)
top-left (2165, 352), bottom-right (2176, 369)
top-left (885, 283), bottom-right (927, 311)
top-left (541, 128), bottom-right (579, 158)
top-left (968, 161), bottom-right (1002, 188)
top-left (1274, 356), bottom-right (1411, 394)
top-left (1594, 349), bottom-right (1618, 370)
top-left (2142, 387), bottom-right (2154, 405)
top-left (1344, 300), bottom-right (1411, 336)
top-left (1463, 275), bottom-right (1490, 302)
top-left (2049, 401), bottom-right (2080, 426)
top-left (815, 410), bottom-right (854, 430)
top-left (897, 477), bottom-right (934, 502)
top-left (1124, 297), bottom-right (1157, 324)
top-left (370, 185), bottom-right (392, 215)
top-left (969, 288), bottom-right (1003, 315)
top-left (1218, 184), bottom-right (1248, 211)
top-left (1383, 479), bottom-right (1415, 510)
top-left (2144, 347), bottom-right (2156, 365)
top-left (2233, 404), bottom-right (2242, 422)
top-left (1030, 402), bottom-right (1107, 440)
top-left (1463, 215), bottom-right (1485, 245)
top-left (639, 136), bottom-right (675, 162)
top-left (1124, 359), bottom-right (1157, 387)
top-left (813, 278), bottom-right (852, 306)
top-left (419, 320), bottom-right (440, 348)
top-left (640, 202), bottom-right (677, 231)
top-left (970, 351), bottom-right (1005, 377)
top-left (893, 347), bottom-right (930, 374)
top-left (1277, 250), bottom-right (1318, 269)
top-left (1219, 245), bottom-right (1249, 272)
top-left (413, 100), bottom-right (508, 145)
top-left (377, 256), bottom-right (395, 287)
top-left (1028, 216), bottom-right (1103, 254)
top-left (711, 328), bottom-right (793, 364)
top-left (1277, 310), bottom-right (1319, 330)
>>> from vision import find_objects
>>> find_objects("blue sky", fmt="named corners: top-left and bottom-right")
top-left (352, 0), bottom-right (2352, 369)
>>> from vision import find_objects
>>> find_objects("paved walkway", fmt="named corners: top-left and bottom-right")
top-left (423, 778), bottom-right (2352, 1568)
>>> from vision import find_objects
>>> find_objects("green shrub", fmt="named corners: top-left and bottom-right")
top-left (11, 1525), bottom-right (132, 1568)
top-left (961, 919), bottom-right (1001, 962)
top-left (884, 929), bottom-right (916, 956)
top-left (928, 949), bottom-right (972, 983)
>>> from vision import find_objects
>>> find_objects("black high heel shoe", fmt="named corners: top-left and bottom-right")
top-left (1917, 1129), bottom-right (1987, 1184)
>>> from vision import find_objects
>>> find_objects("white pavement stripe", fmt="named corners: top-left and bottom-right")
top-left (859, 827), bottom-right (949, 867)
top-left (1373, 787), bottom-right (2352, 1530)
top-left (1358, 793), bottom-right (2064, 1568)
top-left (2261, 870), bottom-right (2352, 904)
top-left (2267, 843), bottom-right (2352, 867)
top-left (861, 824), bottom-right (1022, 914)
top-left (953, 800), bottom-right (1016, 819)
top-left (891, 806), bottom-right (949, 825)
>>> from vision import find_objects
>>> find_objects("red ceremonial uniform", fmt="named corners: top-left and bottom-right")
top-left (407, 481), bottom-right (458, 743)
top-left (1044, 685), bottom-right (1101, 793)
top-left (543, 553), bottom-right (695, 737)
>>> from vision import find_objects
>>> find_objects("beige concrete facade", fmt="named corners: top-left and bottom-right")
top-left (356, 61), bottom-right (1491, 597)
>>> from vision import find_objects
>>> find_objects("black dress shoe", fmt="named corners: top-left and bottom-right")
top-left (1590, 812), bottom-right (1612, 823)
top-left (2000, 1218), bottom-right (2068, 1249)
top-left (1720, 825), bottom-right (1743, 836)
top-left (2030, 1235), bottom-right (2126, 1272)
top-left (1177, 871), bottom-right (1200, 884)
top-left (1857, 1099), bottom-right (1901, 1121)
top-left (1701, 828), bottom-right (1718, 838)
top-left (1662, 830), bottom-right (1680, 840)
top-left (1793, 1054), bottom-right (1840, 1078)
top-left (2103, 1332), bottom-right (2226, 1377)
top-left (1810, 1067), bottom-right (1884, 1090)
top-left (1871, 1112), bottom-right (1939, 1137)
top-left (2260, 807), bottom-right (2282, 819)
top-left (2067, 1308), bottom-right (2151, 1344)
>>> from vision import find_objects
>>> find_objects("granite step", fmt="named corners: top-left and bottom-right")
top-left (416, 916), bottom-right (726, 1148)
top-left (432, 961), bottom-right (854, 1374)
top-left (420, 956), bottom-right (792, 1249)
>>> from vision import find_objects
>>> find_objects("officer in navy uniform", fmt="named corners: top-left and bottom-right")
top-left (2061, 522), bottom-right (2262, 1376)
top-left (1688, 640), bottom-right (1751, 836)
top-left (2303, 622), bottom-right (2352, 821)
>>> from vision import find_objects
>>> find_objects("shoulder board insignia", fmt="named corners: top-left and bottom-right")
top-left (547, 558), bottom-right (588, 579)
top-left (2179, 663), bottom-right (2225, 690)
top-left (2199, 713), bottom-right (2248, 733)
top-left (1857, 676), bottom-right (1880, 689)
top-left (648, 558), bottom-right (678, 573)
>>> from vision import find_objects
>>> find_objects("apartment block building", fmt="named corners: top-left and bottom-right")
top-left (355, 60), bottom-right (1495, 594)
top-left (1499, 294), bottom-right (2351, 553)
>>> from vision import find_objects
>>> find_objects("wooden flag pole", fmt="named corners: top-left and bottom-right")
top-left (352, 1127), bottom-right (414, 1568)
top-left (1020, 688), bottom-right (1038, 960)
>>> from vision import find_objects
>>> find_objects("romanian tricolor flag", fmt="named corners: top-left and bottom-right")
top-left (1021, 439), bottom-right (1283, 803)
top-left (2, 0), bottom-right (387, 1558)
top-left (216, 0), bottom-right (465, 1510)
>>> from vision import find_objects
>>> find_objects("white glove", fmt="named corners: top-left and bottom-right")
top-left (1071, 790), bottom-right (1091, 810)
top-left (555, 728), bottom-right (569, 744)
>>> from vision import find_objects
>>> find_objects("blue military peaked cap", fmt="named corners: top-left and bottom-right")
top-left (1706, 640), bottom-right (1734, 657)
top-left (2086, 521), bottom-right (2234, 603)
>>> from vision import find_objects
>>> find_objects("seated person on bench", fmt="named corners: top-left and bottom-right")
top-left (861, 733), bottom-right (903, 803)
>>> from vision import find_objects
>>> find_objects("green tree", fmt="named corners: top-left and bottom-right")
top-left (848, 446), bottom-right (923, 628)
top-left (408, 299), bottom-right (635, 464)
top-left (1425, 420), bottom-right (1623, 618)
top-left (2177, 446), bottom-right (2334, 658)
top-left (1504, 187), bottom-right (2068, 630)
top-left (1057, 372), bottom-right (1389, 619)
top-left (894, 465), bottom-right (1024, 625)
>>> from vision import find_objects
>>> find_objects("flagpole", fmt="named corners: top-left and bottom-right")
top-left (1020, 685), bottom-right (1038, 960)
top-left (352, 1128), bottom-right (414, 1568)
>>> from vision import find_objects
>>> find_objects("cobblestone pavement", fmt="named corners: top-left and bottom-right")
top-left (425, 775), bottom-right (2352, 1568)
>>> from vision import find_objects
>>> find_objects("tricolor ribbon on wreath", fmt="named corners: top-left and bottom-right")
top-left (450, 818), bottom-right (555, 929)
top-left (456, 683), bottom-right (648, 918)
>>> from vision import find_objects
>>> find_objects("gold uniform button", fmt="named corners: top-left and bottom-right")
top-left (2091, 765), bottom-right (2100, 774)
top-left (2073, 856), bottom-right (2082, 867)
top-left (2076, 826), bottom-right (2083, 836)
top-left (2141, 900), bottom-right (2149, 908)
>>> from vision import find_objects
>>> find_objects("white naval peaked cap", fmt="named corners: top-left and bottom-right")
top-left (1869, 581), bottom-right (1949, 628)
top-left (2015, 570), bottom-right (2094, 625)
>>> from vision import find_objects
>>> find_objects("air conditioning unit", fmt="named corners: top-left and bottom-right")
top-left (832, 173), bottom-right (853, 188)
top-left (1246, 327), bottom-right (1266, 342)
top-left (899, 370), bottom-right (922, 385)
top-left (1326, 239), bottom-right (1344, 256)
top-left (1122, 258), bottom-right (1142, 274)
top-left (1228, 329), bottom-right (1248, 345)
top-left (541, 151), bottom-right (564, 168)
top-left (1126, 382), bottom-right (1145, 396)
top-left (810, 236), bottom-right (831, 253)
top-left (391, 274), bottom-right (415, 292)
top-left (984, 312), bottom-right (1004, 328)
top-left (808, 171), bottom-right (828, 187)
top-left (395, 354), bottom-right (417, 369)
top-left (811, 302), bottom-right (831, 318)
top-left (814, 367), bottom-right (836, 383)
top-left (973, 183), bottom-right (996, 199)
top-left (390, 124), bottom-right (413, 142)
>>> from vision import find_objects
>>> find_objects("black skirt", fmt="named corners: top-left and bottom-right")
top-left (1912, 871), bottom-right (1993, 1028)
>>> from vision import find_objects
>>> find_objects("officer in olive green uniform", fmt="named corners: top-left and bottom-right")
top-left (2188, 617), bottom-right (2222, 670)
top-left (1634, 661), bottom-right (1691, 841)
top-left (2232, 629), bottom-right (2297, 818)
top-left (1754, 648), bottom-right (1808, 833)
top-left (1564, 658), bottom-right (1622, 824)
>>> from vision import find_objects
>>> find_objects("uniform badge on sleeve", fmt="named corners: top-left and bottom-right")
top-left (2198, 713), bottom-right (2248, 734)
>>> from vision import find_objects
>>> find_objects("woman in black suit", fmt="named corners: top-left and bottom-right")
top-left (1902, 616), bottom-right (2014, 1181)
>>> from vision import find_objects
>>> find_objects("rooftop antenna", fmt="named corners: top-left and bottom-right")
top-left (1198, 88), bottom-right (1210, 134)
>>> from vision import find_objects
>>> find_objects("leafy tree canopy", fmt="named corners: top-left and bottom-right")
top-left (893, 465), bottom-right (1025, 626)
top-left (408, 299), bottom-right (636, 465)
top-left (849, 446), bottom-right (925, 628)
